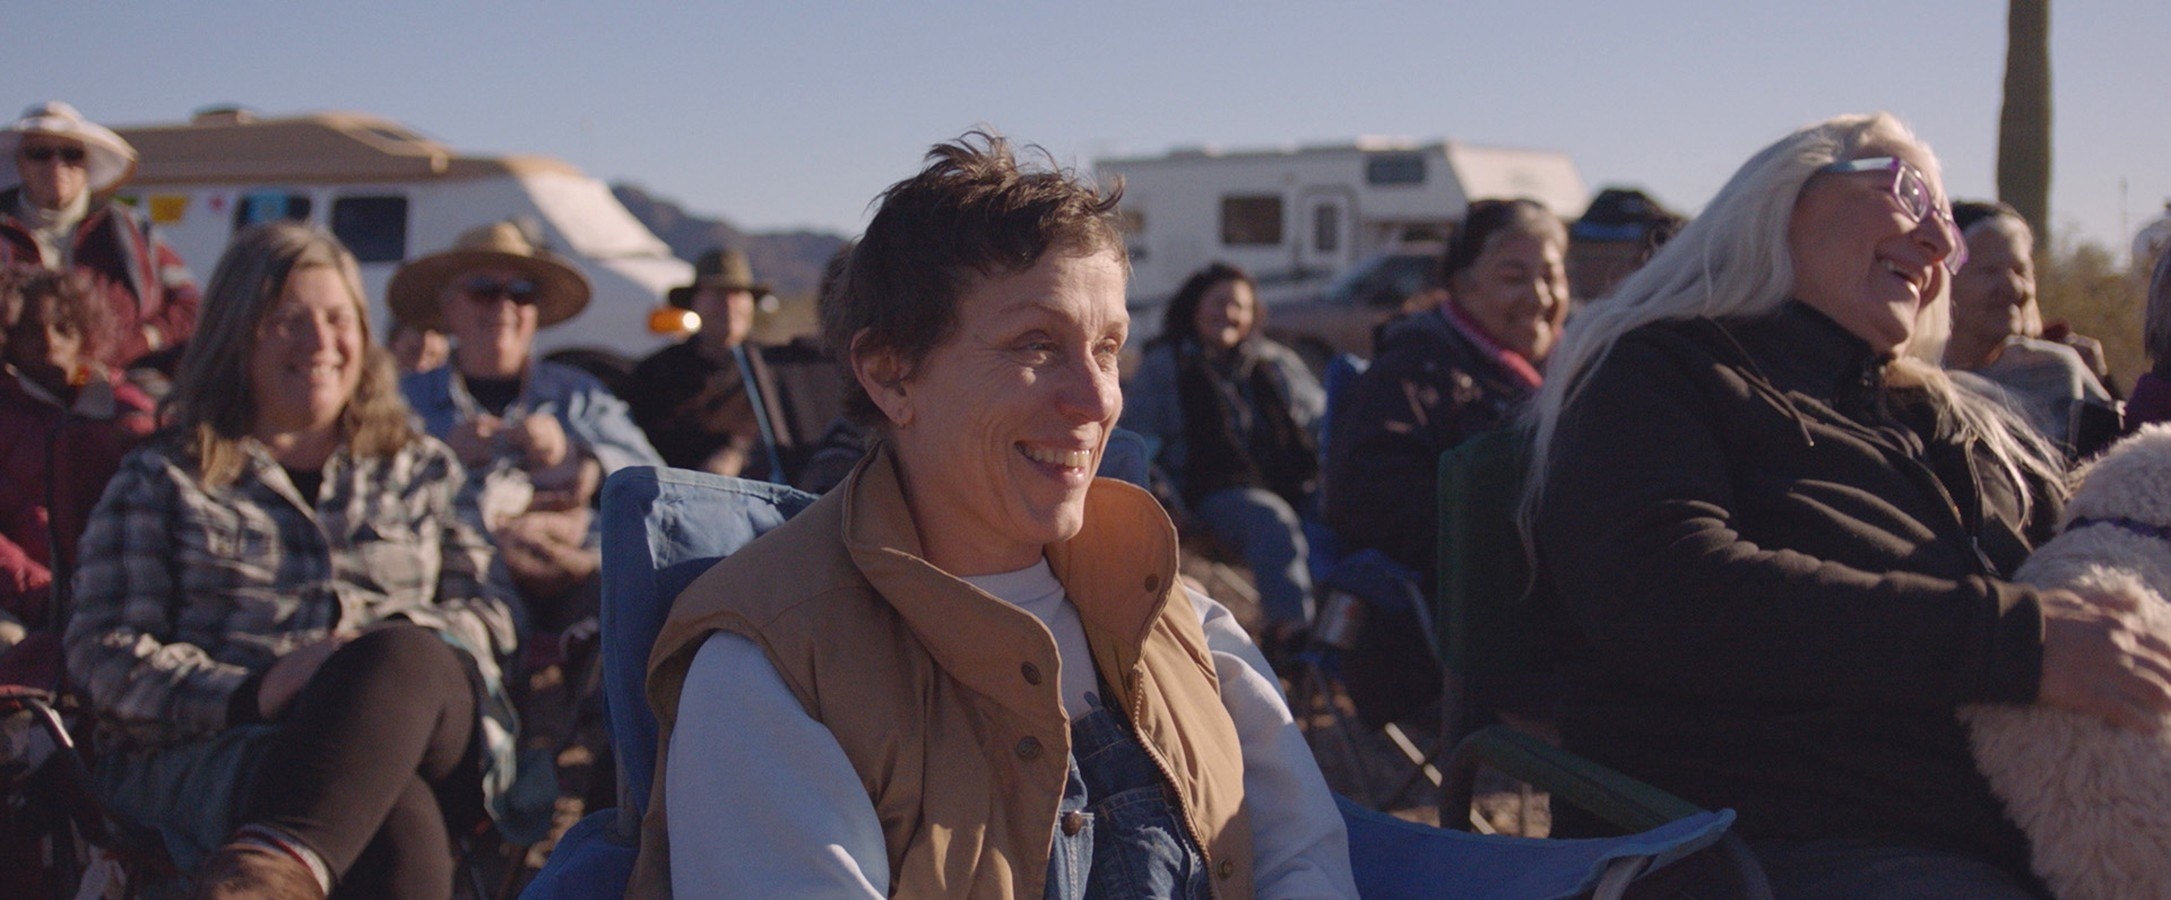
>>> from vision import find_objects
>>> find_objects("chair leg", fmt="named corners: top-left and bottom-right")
top-left (1378, 721), bottom-right (1444, 805)
top-left (1715, 832), bottom-right (1776, 900)
top-left (1591, 855), bottom-right (1652, 900)
top-left (1288, 657), bottom-right (1379, 807)
top-left (1435, 672), bottom-right (1471, 826)
top-left (1438, 737), bottom-right (1486, 832)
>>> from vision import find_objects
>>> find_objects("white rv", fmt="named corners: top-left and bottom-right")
top-left (1095, 138), bottom-right (1589, 308)
top-left (110, 108), bottom-right (694, 365)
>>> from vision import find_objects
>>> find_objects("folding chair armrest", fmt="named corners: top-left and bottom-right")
top-left (1441, 724), bottom-right (1706, 833)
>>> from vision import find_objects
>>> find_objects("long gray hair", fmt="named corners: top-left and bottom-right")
top-left (1522, 113), bottom-right (2060, 530)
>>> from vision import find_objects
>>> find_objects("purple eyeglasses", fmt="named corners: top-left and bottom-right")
top-left (1818, 156), bottom-right (1968, 274)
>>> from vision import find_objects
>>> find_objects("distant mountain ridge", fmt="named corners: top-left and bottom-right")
top-left (612, 183), bottom-right (848, 300)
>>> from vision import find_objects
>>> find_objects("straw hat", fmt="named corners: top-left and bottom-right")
top-left (0, 102), bottom-right (138, 196)
top-left (387, 220), bottom-right (591, 330)
top-left (667, 248), bottom-right (771, 309)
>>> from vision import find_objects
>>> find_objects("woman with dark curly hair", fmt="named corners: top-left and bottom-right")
top-left (1124, 261), bottom-right (1324, 644)
top-left (1324, 198), bottom-right (1569, 590)
top-left (0, 267), bottom-right (152, 654)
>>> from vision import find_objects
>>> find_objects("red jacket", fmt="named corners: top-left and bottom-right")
top-left (0, 371), bottom-right (154, 626)
top-left (0, 189), bottom-right (202, 369)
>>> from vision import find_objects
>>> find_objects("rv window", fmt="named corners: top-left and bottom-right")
top-left (1312, 203), bottom-right (1341, 253)
top-left (1365, 153), bottom-right (1426, 186)
top-left (233, 191), bottom-right (312, 232)
top-left (1220, 195), bottom-right (1283, 246)
top-left (332, 196), bottom-right (410, 263)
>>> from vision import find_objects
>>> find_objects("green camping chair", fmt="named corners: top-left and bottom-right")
top-left (1429, 426), bottom-right (1773, 895)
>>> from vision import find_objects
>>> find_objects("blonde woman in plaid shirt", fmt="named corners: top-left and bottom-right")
top-left (63, 222), bottom-right (519, 899)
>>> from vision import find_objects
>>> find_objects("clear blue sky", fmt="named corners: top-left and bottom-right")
top-left (6, 2), bottom-right (2165, 262)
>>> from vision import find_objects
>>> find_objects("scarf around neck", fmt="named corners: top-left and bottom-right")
top-left (1441, 301), bottom-right (1543, 390)
top-left (16, 190), bottom-right (89, 270)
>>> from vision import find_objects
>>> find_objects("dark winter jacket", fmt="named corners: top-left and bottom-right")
top-left (1534, 301), bottom-right (2056, 879)
top-left (1323, 305), bottom-right (1538, 587)
top-left (0, 370), bottom-right (154, 626)
top-left (0, 189), bottom-right (201, 369)
top-left (625, 339), bottom-right (771, 477)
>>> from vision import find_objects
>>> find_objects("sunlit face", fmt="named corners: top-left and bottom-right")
top-left (1951, 218), bottom-right (2038, 349)
top-left (1451, 228), bottom-right (1570, 361)
top-left (693, 286), bottom-right (756, 352)
top-left (15, 136), bottom-right (88, 211)
top-left (250, 266), bottom-right (365, 438)
top-left (442, 265), bottom-right (540, 378)
top-left (7, 296), bottom-right (83, 390)
top-left (1788, 143), bottom-right (1960, 353)
top-left (1191, 278), bottom-right (1256, 353)
top-left (866, 250), bottom-right (1128, 575)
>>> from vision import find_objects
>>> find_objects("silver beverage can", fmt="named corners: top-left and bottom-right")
top-left (1312, 589), bottom-right (1365, 651)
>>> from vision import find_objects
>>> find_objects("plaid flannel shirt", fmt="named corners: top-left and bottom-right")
top-left (64, 434), bottom-right (518, 748)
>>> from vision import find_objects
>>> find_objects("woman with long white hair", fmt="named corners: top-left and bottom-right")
top-left (1524, 113), bottom-right (2171, 896)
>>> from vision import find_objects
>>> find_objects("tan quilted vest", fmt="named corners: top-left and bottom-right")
top-left (630, 447), bottom-right (1255, 898)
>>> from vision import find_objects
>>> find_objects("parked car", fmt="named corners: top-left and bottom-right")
top-left (1261, 243), bottom-right (1444, 371)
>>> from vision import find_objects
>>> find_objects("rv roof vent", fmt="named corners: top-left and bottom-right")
top-left (190, 105), bottom-right (257, 126)
top-left (1351, 135), bottom-right (1418, 151)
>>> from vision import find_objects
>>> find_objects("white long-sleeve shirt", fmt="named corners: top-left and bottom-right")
top-left (666, 562), bottom-right (1358, 898)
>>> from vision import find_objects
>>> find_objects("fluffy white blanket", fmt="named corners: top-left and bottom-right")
top-left (1961, 424), bottom-right (2171, 899)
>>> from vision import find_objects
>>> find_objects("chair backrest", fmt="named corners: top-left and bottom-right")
top-left (752, 338), bottom-right (851, 482)
top-left (1098, 428), bottom-right (1152, 490)
top-left (1434, 427), bottom-right (1567, 678)
top-left (1315, 352), bottom-right (1370, 459)
top-left (1308, 352), bottom-right (1370, 579)
top-left (597, 467), bottom-right (818, 827)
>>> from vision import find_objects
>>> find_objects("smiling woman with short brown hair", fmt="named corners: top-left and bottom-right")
top-left (634, 132), bottom-right (1357, 899)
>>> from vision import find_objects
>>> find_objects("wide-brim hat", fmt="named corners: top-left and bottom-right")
top-left (666, 248), bottom-right (771, 309)
top-left (0, 102), bottom-right (139, 196)
top-left (387, 220), bottom-right (591, 330)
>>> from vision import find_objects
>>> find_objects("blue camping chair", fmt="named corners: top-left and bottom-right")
top-left (524, 454), bottom-right (1762, 898)
top-left (520, 468), bottom-right (817, 899)
top-left (1341, 793), bottom-right (1736, 900)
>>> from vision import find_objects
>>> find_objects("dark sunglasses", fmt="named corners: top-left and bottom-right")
top-left (460, 276), bottom-right (540, 305)
top-left (18, 145), bottom-right (86, 165)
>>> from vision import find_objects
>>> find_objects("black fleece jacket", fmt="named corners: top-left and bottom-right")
top-left (1324, 308), bottom-right (1531, 588)
top-left (1535, 302), bottom-right (2055, 878)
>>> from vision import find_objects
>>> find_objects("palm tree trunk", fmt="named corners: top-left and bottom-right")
top-left (1997, 0), bottom-right (2052, 250)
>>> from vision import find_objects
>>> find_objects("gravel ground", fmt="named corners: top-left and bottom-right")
top-left (1183, 553), bottom-right (1551, 837)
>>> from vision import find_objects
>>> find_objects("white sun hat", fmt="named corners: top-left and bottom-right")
top-left (0, 101), bottom-right (139, 196)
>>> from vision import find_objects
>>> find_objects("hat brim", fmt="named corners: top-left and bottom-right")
top-left (387, 249), bottom-right (591, 330)
top-left (0, 122), bottom-right (138, 196)
top-left (666, 278), bottom-right (773, 309)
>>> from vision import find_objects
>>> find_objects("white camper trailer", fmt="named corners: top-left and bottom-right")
top-left (109, 108), bottom-right (693, 365)
top-left (1095, 139), bottom-right (1589, 308)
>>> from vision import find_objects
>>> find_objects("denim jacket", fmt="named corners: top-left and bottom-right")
top-left (401, 360), bottom-right (663, 477)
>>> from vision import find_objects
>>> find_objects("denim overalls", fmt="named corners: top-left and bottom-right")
top-left (1043, 683), bottom-right (1214, 900)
